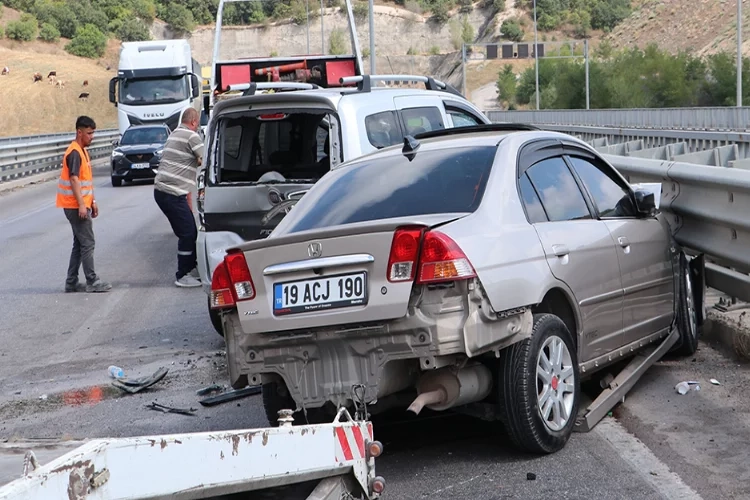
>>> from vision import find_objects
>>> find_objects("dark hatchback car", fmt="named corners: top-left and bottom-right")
top-left (111, 124), bottom-right (171, 187)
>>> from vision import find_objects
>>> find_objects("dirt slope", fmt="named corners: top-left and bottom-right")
top-left (0, 7), bottom-right (119, 137)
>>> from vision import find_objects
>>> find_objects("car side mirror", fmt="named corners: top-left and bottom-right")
top-left (111, 139), bottom-right (119, 147)
top-left (634, 189), bottom-right (657, 217)
top-left (191, 74), bottom-right (200, 98)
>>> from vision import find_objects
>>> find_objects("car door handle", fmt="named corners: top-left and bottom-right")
top-left (618, 237), bottom-right (630, 248)
top-left (552, 244), bottom-right (569, 257)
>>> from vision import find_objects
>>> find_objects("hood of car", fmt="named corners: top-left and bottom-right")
top-left (114, 143), bottom-right (164, 155)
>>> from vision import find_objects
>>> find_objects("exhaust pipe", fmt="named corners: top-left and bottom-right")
top-left (407, 364), bottom-right (492, 415)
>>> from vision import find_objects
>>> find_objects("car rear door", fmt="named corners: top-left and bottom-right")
top-left (562, 148), bottom-right (675, 347)
top-left (518, 141), bottom-right (625, 363)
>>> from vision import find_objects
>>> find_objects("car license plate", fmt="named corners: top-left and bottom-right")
top-left (273, 272), bottom-right (367, 316)
top-left (131, 163), bottom-right (150, 169)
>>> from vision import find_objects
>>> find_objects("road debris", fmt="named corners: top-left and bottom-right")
top-left (146, 402), bottom-right (197, 416)
top-left (112, 367), bottom-right (169, 394)
top-left (199, 386), bottom-right (261, 407)
top-left (675, 381), bottom-right (701, 395)
top-left (196, 384), bottom-right (224, 396)
top-left (710, 378), bottom-right (721, 385)
top-left (526, 473), bottom-right (536, 481)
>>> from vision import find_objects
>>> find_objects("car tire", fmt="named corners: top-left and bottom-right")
top-left (207, 296), bottom-right (224, 338)
top-left (111, 176), bottom-right (122, 187)
top-left (673, 252), bottom-right (700, 356)
top-left (497, 313), bottom-right (580, 454)
top-left (262, 381), bottom-right (329, 427)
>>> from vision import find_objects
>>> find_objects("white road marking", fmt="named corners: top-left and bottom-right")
top-left (595, 417), bottom-right (703, 500)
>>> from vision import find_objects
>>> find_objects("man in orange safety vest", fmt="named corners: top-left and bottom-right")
top-left (56, 116), bottom-right (112, 293)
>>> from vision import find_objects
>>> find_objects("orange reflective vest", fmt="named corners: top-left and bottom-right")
top-left (56, 141), bottom-right (93, 209)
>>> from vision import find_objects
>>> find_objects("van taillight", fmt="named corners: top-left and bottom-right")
top-left (210, 250), bottom-right (256, 309)
top-left (387, 226), bottom-right (425, 282)
top-left (416, 231), bottom-right (476, 284)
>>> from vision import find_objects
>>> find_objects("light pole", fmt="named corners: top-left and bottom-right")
top-left (306, 0), bottom-right (310, 53)
top-left (320, 0), bottom-right (326, 54)
top-left (533, 0), bottom-right (540, 110)
top-left (368, 0), bottom-right (376, 73)
top-left (738, 0), bottom-right (743, 107)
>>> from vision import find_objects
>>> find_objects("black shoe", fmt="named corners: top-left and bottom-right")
top-left (65, 283), bottom-right (86, 293)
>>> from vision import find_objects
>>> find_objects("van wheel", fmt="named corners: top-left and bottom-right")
top-left (673, 253), bottom-right (700, 356)
top-left (497, 313), bottom-right (579, 454)
top-left (207, 296), bottom-right (224, 338)
top-left (262, 381), bottom-right (330, 427)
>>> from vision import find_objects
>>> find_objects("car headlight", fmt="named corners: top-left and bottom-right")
top-left (155, 149), bottom-right (164, 157)
top-left (111, 150), bottom-right (124, 159)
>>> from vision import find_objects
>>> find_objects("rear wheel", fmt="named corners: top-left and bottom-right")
top-left (497, 313), bottom-right (579, 454)
top-left (673, 253), bottom-right (700, 356)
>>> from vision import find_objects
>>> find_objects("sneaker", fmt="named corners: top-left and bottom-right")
top-left (86, 280), bottom-right (112, 293)
top-left (65, 283), bottom-right (86, 293)
top-left (175, 275), bottom-right (201, 288)
top-left (188, 267), bottom-right (201, 279)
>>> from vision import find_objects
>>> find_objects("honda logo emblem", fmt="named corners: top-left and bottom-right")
top-left (307, 242), bottom-right (322, 258)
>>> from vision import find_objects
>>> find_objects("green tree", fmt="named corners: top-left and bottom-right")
top-left (6, 14), bottom-right (38, 41)
top-left (430, 2), bottom-right (450, 25)
top-left (590, 0), bottom-right (630, 30)
top-left (499, 19), bottom-right (523, 41)
top-left (117, 17), bottom-right (150, 41)
top-left (163, 3), bottom-right (195, 33)
top-left (65, 23), bottom-right (107, 58)
top-left (39, 21), bottom-right (60, 41)
top-left (495, 64), bottom-right (516, 105)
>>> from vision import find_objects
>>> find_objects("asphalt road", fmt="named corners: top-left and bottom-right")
top-left (1, 166), bottom-right (750, 499)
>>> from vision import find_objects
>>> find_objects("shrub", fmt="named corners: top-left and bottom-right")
top-left (117, 17), bottom-right (151, 41)
top-left (499, 19), bottom-right (523, 42)
top-left (163, 4), bottom-right (195, 34)
top-left (429, 45), bottom-right (441, 55)
top-left (0, 25), bottom-right (4, 39)
top-left (457, 0), bottom-right (472, 13)
top-left (328, 28), bottom-right (346, 55)
top-left (65, 23), bottom-right (107, 58)
top-left (430, 2), bottom-right (450, 25)
top-left (6, 15), bottom-right (37, 41)
top-left (496, 63), bottom-right (516, 105)
top-left (39, 21), bottom-right (60, 42)
top-left (352, 1), bottom-right (369, 22)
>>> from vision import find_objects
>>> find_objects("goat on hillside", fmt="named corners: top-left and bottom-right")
top-left (1, 66), bottom-right (9, 76)
top-left (56, 80), bottom-right (65, 89)
top-left (78, 92), bottom-right (90, 101)
top-left (82, 80), bottom-right (89, 87)
top-left (33, 72), bottom-right (42, 83)
top-left (47, 71), bottom-right (56, 78)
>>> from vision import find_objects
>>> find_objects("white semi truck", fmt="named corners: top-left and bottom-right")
top-left (109, 40), bottom-right (203, 137)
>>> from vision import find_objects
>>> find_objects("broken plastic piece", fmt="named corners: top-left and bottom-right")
top-left (675, 381), bottom-right (701, 395)
top-left (710, 378), bottom-right (721, 385)
top-left (199, 386), bottom-right (261, 407)
top-left (112, 367), bottom-right (169, 394)
top-left (146, 402), bottom-right (196, 416)
top-left (196, 384), bottom-right (224, 396)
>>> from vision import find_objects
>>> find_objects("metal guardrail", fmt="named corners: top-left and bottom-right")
top-left (0, 130), bottom-right (119, 184)
top-left (486, 108), bottom-right (750, 132)
top-left (0, 129), bottom-right (118, 145)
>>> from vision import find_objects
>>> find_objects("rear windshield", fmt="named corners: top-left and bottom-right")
top-left (280, 146), bottom-right (496, 233)
top-left (218, 111), bottom-right (330, 184)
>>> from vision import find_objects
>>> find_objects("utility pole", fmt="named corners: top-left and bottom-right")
top-left (306, 0), bottom-right (310, 53)
top-left (739, 0), bottom-right (743, 107)
top-left (585, 39), bottom-right (590, 110)
top-left (533, 0), bottom-right (540, 110)
top-left (321, 0), bottom-right (326, 54)
top-left (462, 44), bottom-right (467, 97)
top-left (368, 0), bottom-right (376, 73)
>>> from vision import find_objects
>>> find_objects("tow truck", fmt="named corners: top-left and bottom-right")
top-left (0, 408), bottom-right (385, 499)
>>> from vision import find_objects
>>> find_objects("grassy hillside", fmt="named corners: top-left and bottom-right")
top-left (0, 8), bottom-right (118, 136)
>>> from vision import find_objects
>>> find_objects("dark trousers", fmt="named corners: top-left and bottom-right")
top-left (64, 208), bottom-right (98, 286)
top-left (154, 189), bottom-right (197, 280)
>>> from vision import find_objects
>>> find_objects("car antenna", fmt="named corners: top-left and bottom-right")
top-left (402, 135), bottom-right (420, 161)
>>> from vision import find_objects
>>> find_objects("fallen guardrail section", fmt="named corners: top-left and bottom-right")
top-left (0, 129), bottom-right (119, 184)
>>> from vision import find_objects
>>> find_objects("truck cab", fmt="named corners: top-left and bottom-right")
top-left (109, 40), bottom-right (203, 137)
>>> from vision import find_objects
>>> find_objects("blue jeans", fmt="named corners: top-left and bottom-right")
top-left (154, 189), bottom-right (197, 280)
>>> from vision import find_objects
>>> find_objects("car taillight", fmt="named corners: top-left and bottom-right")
top-left (225, 250), bottom-right (256, 301)
top-left (387, 226), bottom-right (425, 282)
top-left (209, 251), bottom-right (256, 309)
top-left (417, 231), bottom-right (476, 284)
top-left (210, 261), bottom-right (235, 309)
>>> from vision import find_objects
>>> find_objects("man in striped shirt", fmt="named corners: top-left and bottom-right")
top-left (154, 108), bottom-right (204, 288)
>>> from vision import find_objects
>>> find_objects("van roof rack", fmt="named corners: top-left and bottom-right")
top-left (339, 74), bottom-right (463, 97)
top-left (225, 82), bottom-right (321, 96)
top-left (412, 123), bottom-right (542, 140)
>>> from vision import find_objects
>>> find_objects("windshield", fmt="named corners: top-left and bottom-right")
top-left (276, 146), bottom-right (496, 234)
top-left (121, 127), bottom-right (169, 145)
top-left (119, 76), bottom-right (188, 105)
